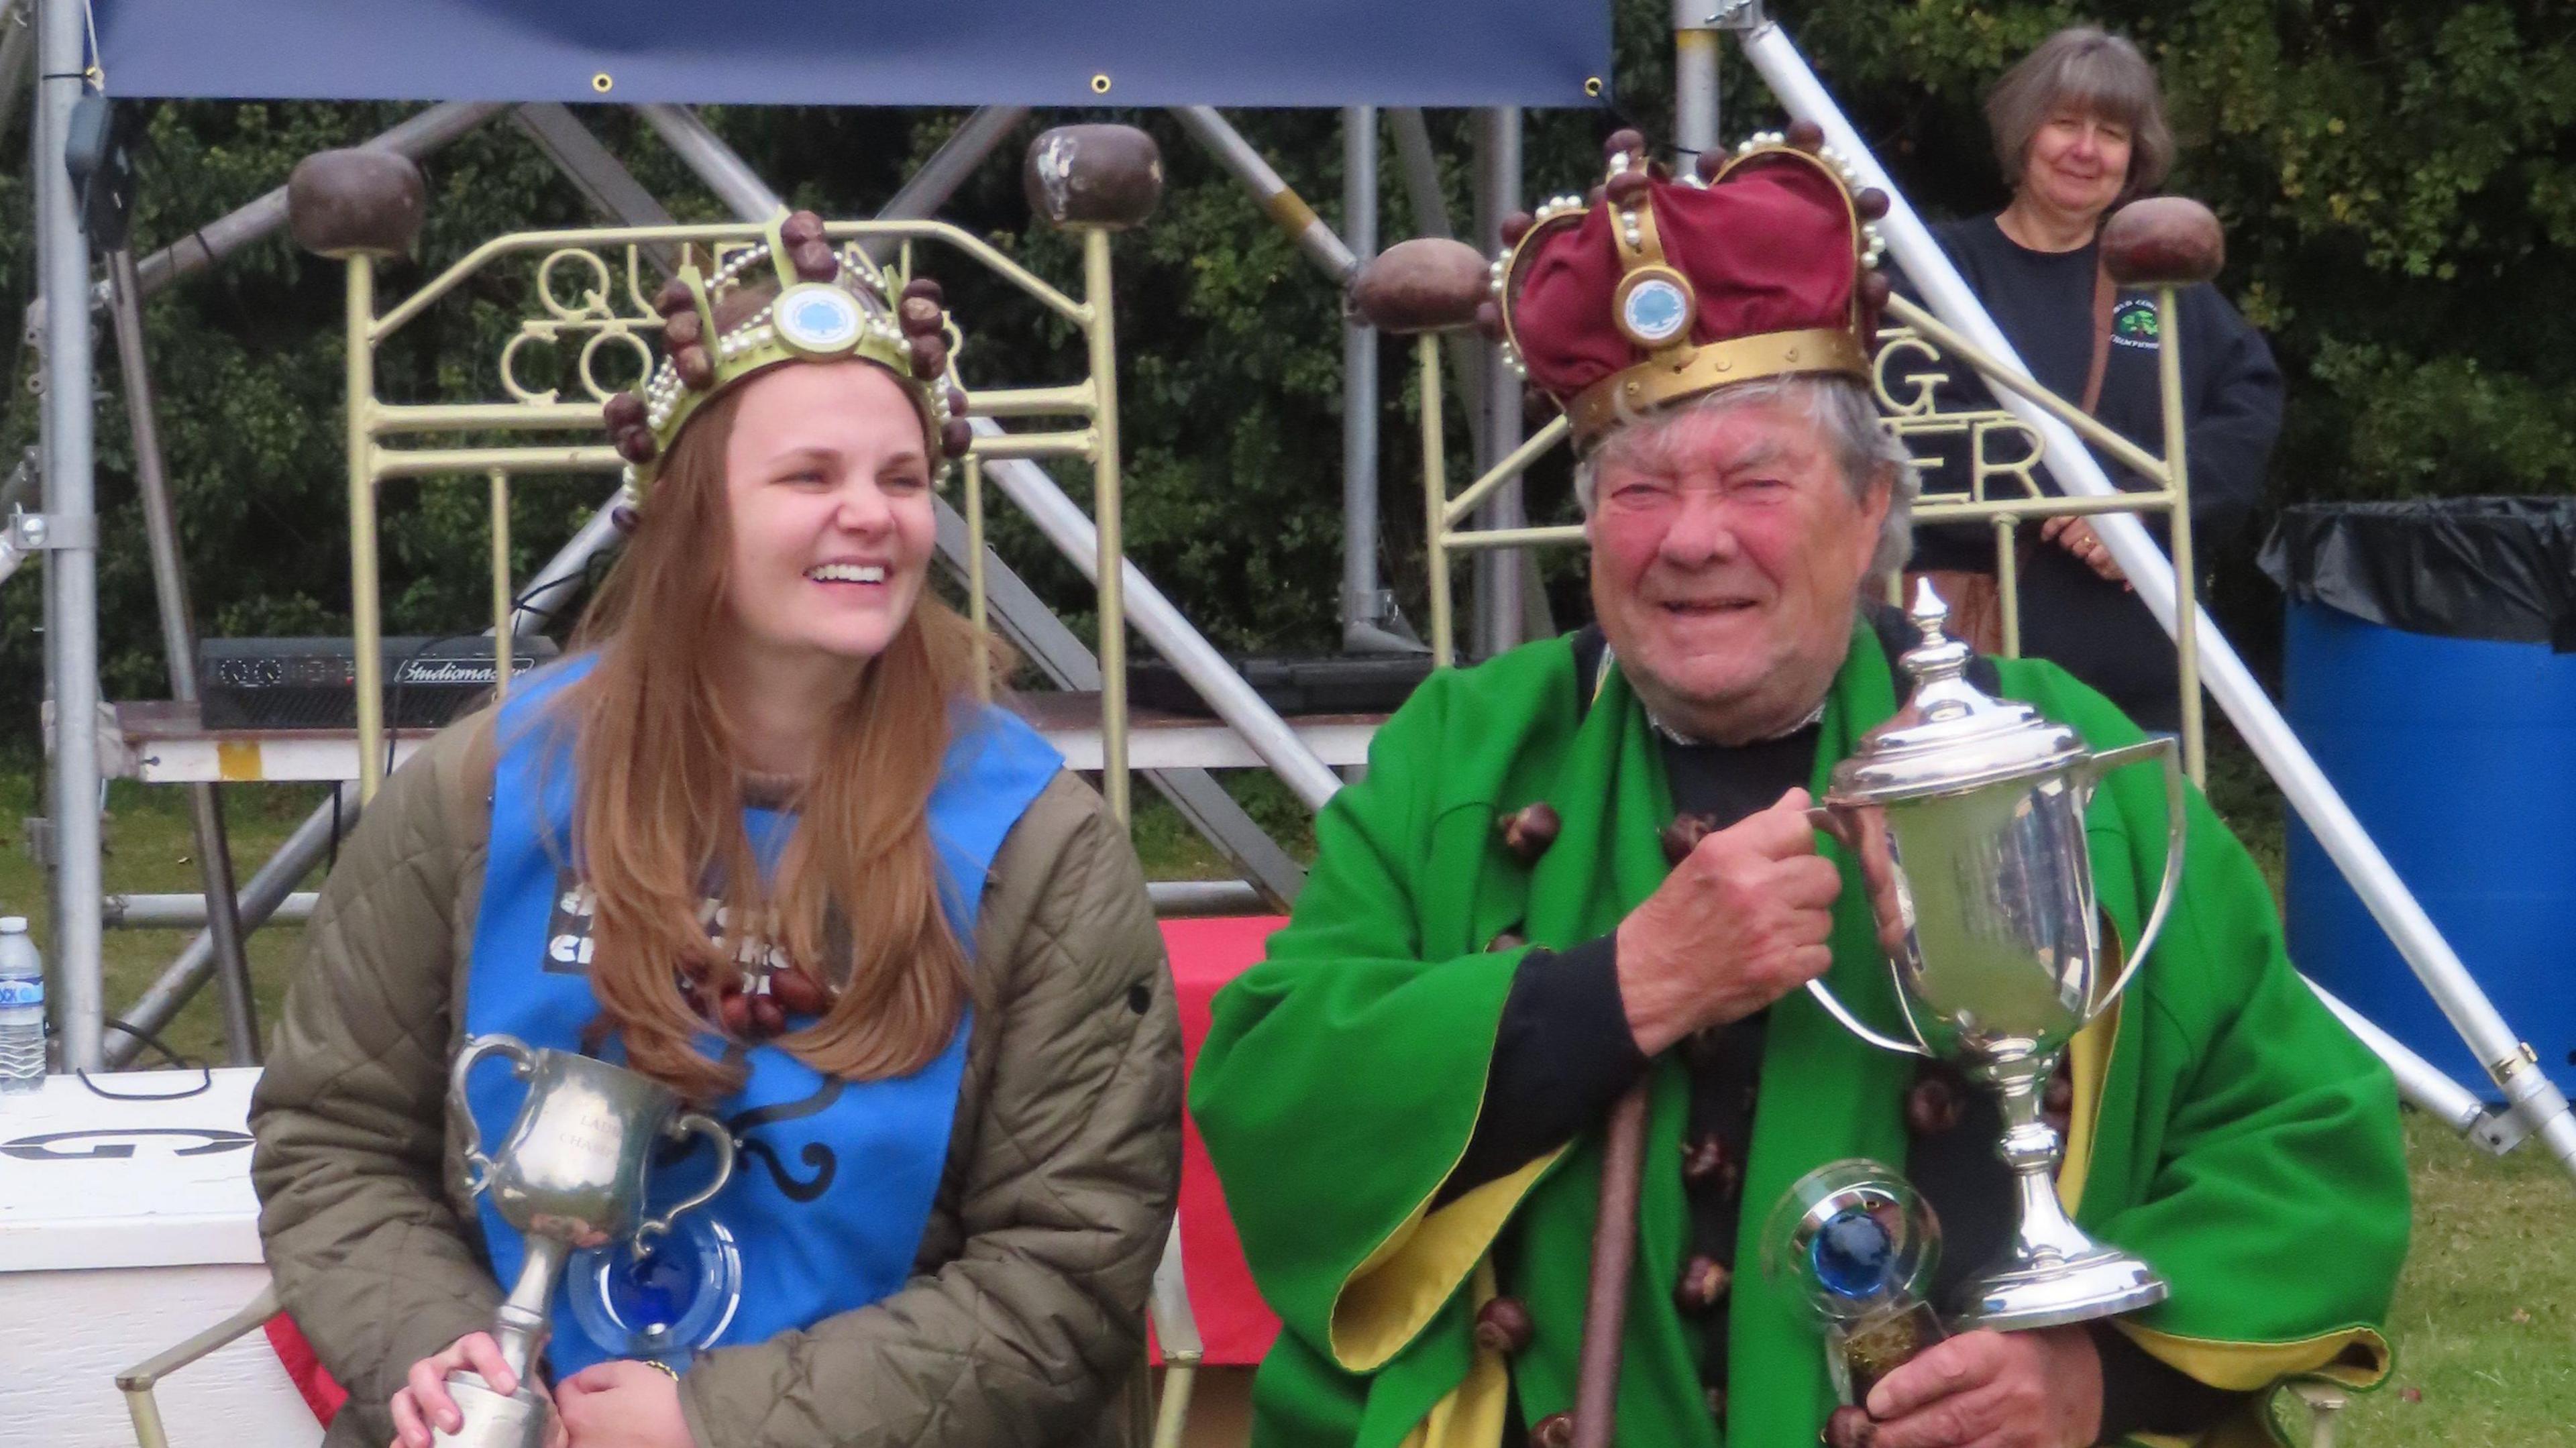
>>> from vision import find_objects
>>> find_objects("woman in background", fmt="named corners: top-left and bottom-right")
top-left (1907, 25), bottom-right (2282, 730)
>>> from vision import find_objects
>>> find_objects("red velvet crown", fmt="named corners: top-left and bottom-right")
top-left (1487, 124), bottom-right (1894, 447)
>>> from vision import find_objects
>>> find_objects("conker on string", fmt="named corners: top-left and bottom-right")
top-left (790, 239), bottom-right (839, 281)
top-left (1603, 127), bottom-right (1646, 162)
top-left (1786, 119), bottom-right (1826, 152)
top-left (1696, 151), bottom-right (1727, 183)
top-left (1499, 211), bottom-right (1536, 247)
top-left (910, 337), bottom-right (949, 380)
top-left (779, 211), bottom-right (827, 247)
top-left (1497, 801), bottom-right (1562, 863)
top-left (749, 994), bottom-right (788, 1038)
top-left (653, 276), bottom-right (696, 317)
top-left (1822, 1405), bottom-right (1876, 1448)
top-left (770, 968), bottom-right (827, 1016)
top-left (1856, 187), bottom-right (1891, 221)
top-left (1661, 812), bottom-right (1719, 866)
top-left (902, 276), bottom-right (945, 304)
top-left (602, 392), bottom-right (645, 432)
top-left (946, 388), bottom-right (970, 418)
top-left (1859, 271), bottom-right (1894, 311)
top-left (1472, 1296), bottom-right (1534, 1355)
top-left (1680, 1133), bottom-right (1727, 1185)
top-left (1605, 170), bottom-right (1651, 206)
top-left (899, 296), bottom-right (946, 335)
top-left (1473, 298), bottom-right (1506, 339)
top-left (674, 346), bottom-right (714, 389)
top-left (718, 990), bottom-right (753, 1036)
top-left (612, 427), bottom-right (657, 465)
top-left (610, 504), bottom-right (641, 534)
top-left (663, 309), bottom-right (703, 347)
top-left (1906, 1072), bottom-right (1965, 1135)
top-left (940, 418), bottom-right (974, 459)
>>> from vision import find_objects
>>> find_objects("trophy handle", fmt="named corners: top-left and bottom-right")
top-left (1803, 979), bottom-right (1933, 1058)
top-left (637, 1112), bottom-right (737, 1247)
top-left (2075, 736), bottom-right (2188, 1019)
top-left (1802, 807), bottom-right (1935, 1058)
top-left (449, 1034), bottom-right (537, 1196)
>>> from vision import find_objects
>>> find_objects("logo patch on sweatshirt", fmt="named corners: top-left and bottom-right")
top-left (2111, 298), bottom-right (2161, 351)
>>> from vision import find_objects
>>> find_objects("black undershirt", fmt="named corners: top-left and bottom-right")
top-left (1450, 616), bottom-right (2242, 1441)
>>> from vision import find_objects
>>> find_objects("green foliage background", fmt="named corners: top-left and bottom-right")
top-left (0, 0), bottom-right (2567, 736)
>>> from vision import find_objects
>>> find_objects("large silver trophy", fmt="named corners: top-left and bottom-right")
top-left (1805, 582), bottom-right (2186, 1330)
top-left (437, 1035), bottom-right (737, 1448)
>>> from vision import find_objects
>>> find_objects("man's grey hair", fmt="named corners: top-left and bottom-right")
top-left (1572, 375), bottom-right (1919, 579)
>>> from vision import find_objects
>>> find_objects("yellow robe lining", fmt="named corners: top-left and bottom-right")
top-left (1330, 1150), bottom-right (1564, 1372)
top-left (1396, 1260), bottom-right (1515, 1448)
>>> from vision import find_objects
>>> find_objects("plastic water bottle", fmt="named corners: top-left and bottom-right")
top-left (0, 916), bottom-right (46, 1093)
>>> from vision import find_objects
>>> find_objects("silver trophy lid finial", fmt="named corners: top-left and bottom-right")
top-left (1900, 579), bottom-right (1974, 688)
top-left (1827, 580), bottom-right (2085, 803)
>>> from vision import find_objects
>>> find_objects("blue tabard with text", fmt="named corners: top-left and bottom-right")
top-left (459, 658), bottom-right (1063, 1374)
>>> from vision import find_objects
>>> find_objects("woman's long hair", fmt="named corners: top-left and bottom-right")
top-left (557, 372), bottom-right (999, 1103)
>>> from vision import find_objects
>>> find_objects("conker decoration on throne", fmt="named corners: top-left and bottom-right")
top-left (1483, 123), bottom-right (1895, 447)
top-left (600, 208), bottom-right (976, 512)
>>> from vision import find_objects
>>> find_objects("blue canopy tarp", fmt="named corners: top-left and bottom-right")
top-left (94, 0), bottom-right (1611, 107)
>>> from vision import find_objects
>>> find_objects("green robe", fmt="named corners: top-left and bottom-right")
top-left (1190, 619), bottom-right (2406, 1448)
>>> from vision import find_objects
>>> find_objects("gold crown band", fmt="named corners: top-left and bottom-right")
top-left (1565, 327), bottom-right (1871, 445)
top-left (622, 209), bottom-right (953, 496)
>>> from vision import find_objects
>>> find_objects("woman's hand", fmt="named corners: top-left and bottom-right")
top-left (388, 1333), bottom-right (562, 1448)
top-left (557, 1360), bottom-right (695, 1448)
top-left (2039, 515), bottom-right (2128, 586)
top-left (1856, 1327), bottom-right (2103, 1448)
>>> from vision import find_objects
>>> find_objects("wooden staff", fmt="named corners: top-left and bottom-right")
top-left (1570, 1080), bottom-right (1652, 1448)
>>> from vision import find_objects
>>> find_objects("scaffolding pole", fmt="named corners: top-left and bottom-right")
top-left (36, 0), bottom-right (103, 1070)
top-left (1340, 106), bottom-right (1413, 654)
top-left (106, 248), bottom-right (260, 1064)
top-left (1469, 107), bottom-right (1530, 659)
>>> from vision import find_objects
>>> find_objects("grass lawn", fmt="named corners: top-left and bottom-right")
top-left (1, 757), bottom-right (2567, 1446)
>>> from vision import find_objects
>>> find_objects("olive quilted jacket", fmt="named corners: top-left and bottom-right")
top-left (248, 710), bottom-right (1184, 1448)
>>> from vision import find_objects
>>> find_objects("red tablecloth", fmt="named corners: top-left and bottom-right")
top-left (272, 916), bottom-right (1289, 1416)
top-left (1156, 915), bottom-right (1287, 1366)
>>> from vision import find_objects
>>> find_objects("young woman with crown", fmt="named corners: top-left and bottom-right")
top-left (250, 211), bottom-right (1182, 1448)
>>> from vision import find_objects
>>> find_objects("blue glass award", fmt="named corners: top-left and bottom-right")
top-left (567, 1213), bottom-right (744, 1367)
top-left (1761, 1159), bottom-right (1948, 1405)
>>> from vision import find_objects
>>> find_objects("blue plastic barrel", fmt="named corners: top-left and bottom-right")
top-left (2282, 598), bottom-right (2576, 1097)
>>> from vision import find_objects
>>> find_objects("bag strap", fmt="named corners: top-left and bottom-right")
top-left (2080, 252), bottom-right (2116, 416)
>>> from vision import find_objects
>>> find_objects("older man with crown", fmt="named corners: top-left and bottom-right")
top-left (1190, 128), bottom-right (2406, 1448)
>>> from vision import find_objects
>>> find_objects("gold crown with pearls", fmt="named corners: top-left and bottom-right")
top-left (602, 209), bottom-right (973, 498)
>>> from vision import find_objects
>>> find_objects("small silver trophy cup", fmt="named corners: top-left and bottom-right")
top-left (1805, 582), bottom-right (2186, 1330)
top-left (1762, 1160), bottom-right (1948, 1405)
top-left (437, 1035), bottom-right (737, 1448)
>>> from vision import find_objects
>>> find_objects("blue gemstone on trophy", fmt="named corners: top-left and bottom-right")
top-left (1812, 1208), bottom-right (1896, 1298)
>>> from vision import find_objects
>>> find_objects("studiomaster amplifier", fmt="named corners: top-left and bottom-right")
top-left (197, 636), bottom-right (561, 730)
